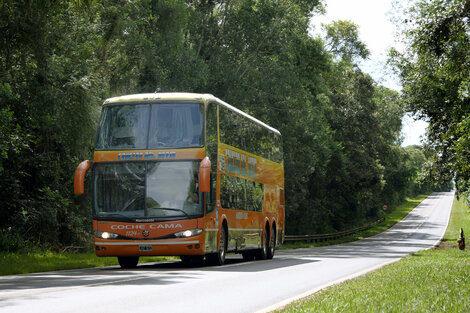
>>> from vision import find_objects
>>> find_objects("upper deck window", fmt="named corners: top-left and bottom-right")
top-left (95, 102), bottom-right (204, 150)
top-left (218, 105), bottom-right (283, 163)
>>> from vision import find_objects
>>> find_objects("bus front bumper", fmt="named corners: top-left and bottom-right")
top-left (94, 234), bottom-right (205, 257)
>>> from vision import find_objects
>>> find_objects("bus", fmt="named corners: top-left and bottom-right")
top-left (74, 93), bottom-right (284, 268)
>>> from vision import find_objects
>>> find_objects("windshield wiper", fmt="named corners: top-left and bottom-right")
top-left (148, 207), bottom-right (192, 219)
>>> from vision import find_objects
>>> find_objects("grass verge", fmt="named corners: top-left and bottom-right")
top-left (282, 194), bottom-right (430, 249)
top-left (0, 253), bottom-right (176, 276)
top-left (276, 195), bottom-right (470, 313)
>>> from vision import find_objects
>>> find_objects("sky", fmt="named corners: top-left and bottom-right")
top-left (310, 0), bottom-right (427, 146)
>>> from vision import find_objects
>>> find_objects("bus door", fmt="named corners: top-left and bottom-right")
top-left (204, 172), bottom-right (219, 254)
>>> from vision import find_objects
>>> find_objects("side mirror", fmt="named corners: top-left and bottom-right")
top-left (199, 157), bottom-right (211, 193)
top-left (74, 160), bottom-right (91, 195)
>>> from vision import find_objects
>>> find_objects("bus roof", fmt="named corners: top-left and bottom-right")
top-left (103, 92), bottom-right (211, 104)
top-left (103, 92), bottom-right (281, 136)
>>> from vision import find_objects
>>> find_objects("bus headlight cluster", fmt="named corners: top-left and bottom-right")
top-left (174, 229), bottom-right (203, 238)
top-left (94, 231), bottom-right (119, 239)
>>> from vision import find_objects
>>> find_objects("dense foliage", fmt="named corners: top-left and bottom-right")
top-left (391, 0), bottom-right (466, 198)
top-left (0, 0), bottom-right (434, 251)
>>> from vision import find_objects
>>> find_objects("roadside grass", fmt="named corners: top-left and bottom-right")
top-left (277, 195), bottom-right (470, 313)
top-left (441, 194), bottom-right (469, 246)
top-left (282, 194), bottom-right (430, 249)
top-left (0, 253), bottom-right (176, 276)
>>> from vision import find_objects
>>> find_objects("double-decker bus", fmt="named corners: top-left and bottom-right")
top-left (74, 93), bottom-right (284, 268)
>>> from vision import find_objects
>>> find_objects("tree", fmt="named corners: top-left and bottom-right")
top-left (322, 20), bottom-right (370, 64)
top-left (0, 0), bottom-right (103, 250)
top-left (391, 0), bottom-right (468, 194)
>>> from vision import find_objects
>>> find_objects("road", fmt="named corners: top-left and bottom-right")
top-left (0, 192), bottom-right (454, 313)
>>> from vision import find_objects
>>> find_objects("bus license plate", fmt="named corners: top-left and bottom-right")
top-left (139, 245), bottom-right (152, 251)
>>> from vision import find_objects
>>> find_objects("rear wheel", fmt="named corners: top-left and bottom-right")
top-left (117, 256), bottom-right (139, 269)
top-left (255, 228), bottom-right (269, 260)
top-left (267, 227), bottom-right (276, 259)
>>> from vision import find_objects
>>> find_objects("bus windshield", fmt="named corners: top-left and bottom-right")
top-left (95, 102), bottom-right (204, 150)
top-left (93, 161), bottom-right (203, 220)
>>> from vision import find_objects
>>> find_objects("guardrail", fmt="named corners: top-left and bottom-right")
top-left (284, 217), bottom-right (385, 243)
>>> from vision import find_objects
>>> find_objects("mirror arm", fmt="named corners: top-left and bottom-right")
top-left (74, 160), bottom-right (91, 195)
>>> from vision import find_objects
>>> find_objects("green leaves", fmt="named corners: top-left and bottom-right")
top-left (323, 20), bottom-right (370, 64)
top-left (394, 0), bottom-right (469, 193)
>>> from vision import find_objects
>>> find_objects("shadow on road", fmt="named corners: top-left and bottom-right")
top-left (0, 257), bottom-right (317, 293)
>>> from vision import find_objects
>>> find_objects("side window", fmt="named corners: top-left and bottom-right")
top-left (206, 102), bottom-right (218, 213)
top-left (272, 133), bottom-right (283, 163)
top-left (219, 106), bottom-right (242, 148)
top-left (218, 104), bottom-right (282, 164)
top-left (220, 175), bottom-right (263, 212)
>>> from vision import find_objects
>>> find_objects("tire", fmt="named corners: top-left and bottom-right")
top-left (267, 227), bottom-right (276, 260)
top-left (207, 226), bottom-right (227, 265)
top-left (117, 256), bottom-right (139, 269)
top-left (255, 228), bottom-right (268, 260)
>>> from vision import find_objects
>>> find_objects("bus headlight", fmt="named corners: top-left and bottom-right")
top-left (174, 229), bottom-right (203, 238)
top-left (94, 231), bottom-right (119, 239)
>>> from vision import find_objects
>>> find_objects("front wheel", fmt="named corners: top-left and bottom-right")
top-left (207, 226), bottom-right (227, 265)
top-left (117, 256), bottom-right (139, 269)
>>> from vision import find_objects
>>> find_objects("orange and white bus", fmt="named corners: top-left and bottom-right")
top-left (74, 93), bottom-right (284, 268)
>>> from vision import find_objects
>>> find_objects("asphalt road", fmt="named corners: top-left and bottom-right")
top-left (0, 191), bottom-right (454, 313)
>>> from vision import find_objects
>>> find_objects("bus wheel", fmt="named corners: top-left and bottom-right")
top-left (256, 229), bottom-right (268, 260)
top-left (267, 227), bottom-right (276, 259)
top-left (208, 226), bottom-right (227, 265)
top-left (117, 256), bottom-right (139, 269)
